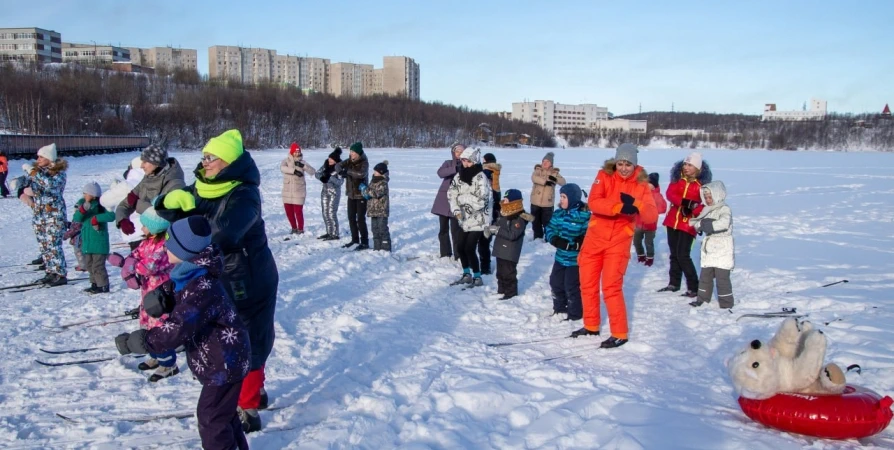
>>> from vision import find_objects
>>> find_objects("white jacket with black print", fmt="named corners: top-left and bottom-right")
top-left (691, 181), bottom-right (734, 270)
top-left (447, 165), bottom-right (492, 232)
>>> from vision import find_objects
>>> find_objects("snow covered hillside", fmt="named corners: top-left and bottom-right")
top-left (1, 147), bottom-right (893, 449)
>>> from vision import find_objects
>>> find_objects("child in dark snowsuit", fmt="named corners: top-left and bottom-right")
top-left (361, 161), bottom-right (392, 251)
top-left (485, 189), bottom-right (532, 300)
top-left (115, 216), bottom-right (251, 450)
top-left (72, 182), bottom-right (115, 294)
top-left (544, 183), bottom-right (590, 320)
top-left (479, 153), bottom-right (502, 274)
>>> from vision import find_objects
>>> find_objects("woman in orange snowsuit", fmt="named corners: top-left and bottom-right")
top-left (573, 144), bottom-right (657, 348)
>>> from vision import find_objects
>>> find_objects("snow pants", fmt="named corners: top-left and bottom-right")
top-left (666, 227), bottom-right (699, 292)
top-left (198, 380), bottom-right (248, 450)
top-left (697, 267), bottom-right (734, 309)
top-left (578, 239), bottom-right (631, 339)
top-left (0, 171), bottom-right (8, 197)
top-left (83, 253), bottom-right (109, 288)
top-left (496, 257), bottom-right (518, 298)
top-left (550, 261), bottom-right (582, 320)
top-left (347, 198), bottom-right (368, 245)
top-left (321, 186), bottom-right (340, 237)
top-left (33, 210), bottom-right (67, 277)
top-left (633, 229), bottom-right (656, 258)
top-left (478, 234), bottom-right (492, 274)
top-left (371, 217), bottom-right (391, 251)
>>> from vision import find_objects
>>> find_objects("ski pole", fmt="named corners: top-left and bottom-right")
top-left (820, 279), bottom-right (848, 288)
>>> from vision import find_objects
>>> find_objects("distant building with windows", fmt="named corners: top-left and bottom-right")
top-left (594, 118), bottom-right (648, 133)
top-left (0, 27), bottom-right (62, 63)
top-left (762, 98), bottom-right (827, 121)
top-left (128, 47), bottom-right (197, 72)
top-left (380, 56), bottom-right (420, 100)
top-left (512, 101), bottom-right (609, 134)
top-left (62, 42), bottom-right (130, 64)
top-left (330, 62), bottom-right (375, 97)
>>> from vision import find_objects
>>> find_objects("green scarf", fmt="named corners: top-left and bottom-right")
top-left (195, 169), bottom-right (242, 199)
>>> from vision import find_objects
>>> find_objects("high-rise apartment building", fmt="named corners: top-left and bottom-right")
top-left (208, 46), bottom-right (276, 84)
top-left (62, 43), bottom-right (131, 64)
top-left (0, 27), bottom-right (62, 63)
top-left (512, 101), bottom-right (609, 134)
top-left (381, 56), bottom-right (420, 100)
top-left (330, 63), bottom-right (375, 97)
top-left (128, 47), bottom-right (197, 72)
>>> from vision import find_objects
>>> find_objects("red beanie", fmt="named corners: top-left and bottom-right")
top-left (289, 142), bottom-right (300, 155)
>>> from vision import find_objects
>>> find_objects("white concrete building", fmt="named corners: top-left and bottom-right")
top-left (62, 42), bottom-right (131, 64)
top-left (512, 101), bottom-right (609, 134)
top-left (0, 27), bottom-right (62, 63)
top-left (762, 98), bottom-right (827, 121)
top-left (593, 119), bottom-right (648, 133)
top-left (128, 47), bottom-right (198, 72)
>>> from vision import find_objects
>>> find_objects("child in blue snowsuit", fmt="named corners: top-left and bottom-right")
top-left (544, 183), bottom-right (590, 320)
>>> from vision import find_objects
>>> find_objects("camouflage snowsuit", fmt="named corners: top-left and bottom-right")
top-left (363, 174), bottom-right (391, 251)
top-left (315, 160), bottom-right (344, 237)
top-left (25, 160), bottom-right (68, 277)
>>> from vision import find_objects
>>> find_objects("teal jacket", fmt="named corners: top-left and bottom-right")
top-left (72, 198), bottom-right (115, 255)
top-left (544, 206), bottom-right (591, 266)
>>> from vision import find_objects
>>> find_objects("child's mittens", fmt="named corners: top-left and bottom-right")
top-left (359, 183), bottom-right (370, 200)
top-left (125, 191), bottom-right (139, 208)
top-left (550, 236), bottom-right (581, 251)
top-left (699, 218), bottom-right (717, 235)
top-left (107, 252), bottom-right (126, 268)
top-left (483, 225), bottom-right (499, 239)
top-left (114, 329), bottom-right (148, 355)
top-left (118, 218), bottom-right (136, 235)
top-left (143, 285), bottom-right (176, 318)
top-left (91, 216), bottom-right (100, 230)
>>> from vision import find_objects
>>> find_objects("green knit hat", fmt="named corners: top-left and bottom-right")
top-left (203, 129), bottom-right (244, 164)
top-left (349, 141), bottom-right (364, 156)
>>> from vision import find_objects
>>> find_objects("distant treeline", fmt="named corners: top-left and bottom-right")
top-left (0, 62), bottom-right (554, 149)
top-left (569, 111), bottom-right (894, 151)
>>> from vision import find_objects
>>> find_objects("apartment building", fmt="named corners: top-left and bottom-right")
top-left (299, 57), bottom-right (330, 93)
top-left (762, 98), bottom-right (827, 121)
top-left (208, 46), bottom-right (277, 84)
top-left (62, 42), bottom-right (131, 64)
top-left (512, 101), bottom-right (609, 134)
top-left (381, 56), bottom-right (420, 100)
top-left (593, 118), bottom-right (648, 133)
top-left (274, 54), bottom-right (301, 86)
top-left (330, 63), bottom-right (375, 97)
top-left (0, 27), bottom-right (62, 63)
top-left (128, 47), bottom-right (197, 72)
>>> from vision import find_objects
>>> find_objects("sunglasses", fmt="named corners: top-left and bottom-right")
top-left (201, 154), bottom-right (220, 163)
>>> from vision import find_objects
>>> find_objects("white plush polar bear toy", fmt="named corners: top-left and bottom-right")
top-left (729, 318), bottom-right (846, 400)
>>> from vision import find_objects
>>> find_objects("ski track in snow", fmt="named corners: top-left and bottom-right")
top-left (0, 148), bottom-right (892, 449)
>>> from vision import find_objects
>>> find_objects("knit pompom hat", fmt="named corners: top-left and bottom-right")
top-left (203, 129), bottom-right (244, 164)
top-left (328, 147), bottom-right (343, 163)
top-left (165, 216), bottom-right (212, 262)
top-left (140, 207), bottom-right (171, 236)
top-left (373, 160), bottom-right (389, 175)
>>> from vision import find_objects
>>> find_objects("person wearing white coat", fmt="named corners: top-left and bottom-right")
top-left (280, 143), bottom-right (316, 234)
top-left (690, 181), bottom-right (734, 308)
top-left (447, 147), bottom-right (492, 287)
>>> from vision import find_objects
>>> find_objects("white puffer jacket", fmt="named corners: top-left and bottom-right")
top-left (692, 181), bottom-right (734, 270)
top-left (447, 165), bottom-right (492, 232)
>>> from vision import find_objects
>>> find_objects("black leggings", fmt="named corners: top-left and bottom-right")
top-left (457, 230), bottom-right (483, 274)
top-left (666, 226), bottom-right (699, 292)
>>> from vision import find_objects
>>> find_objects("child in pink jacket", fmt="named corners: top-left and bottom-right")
top-left (634, 172), bottom-right (668, 266)
top-left (125, 207), bottom-right (178, 382)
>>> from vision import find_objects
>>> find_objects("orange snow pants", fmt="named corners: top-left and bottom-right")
top-left (578, 238), bottom-right (631, 339)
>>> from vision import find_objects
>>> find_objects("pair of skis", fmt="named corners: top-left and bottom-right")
top-left (0, 277), bottom-right (90, 293)
top-left (486, 335), bottom-right (604, 362)
top-left (57, 403), bottom-right (291, 424)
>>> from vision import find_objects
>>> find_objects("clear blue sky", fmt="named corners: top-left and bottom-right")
top-left (5, 0), bottom-right (892, 115)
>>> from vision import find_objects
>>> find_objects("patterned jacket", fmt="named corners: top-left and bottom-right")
top-left (25, 159), bottom-right (68, 223)
top-left (144, 245), bottom-right (251, 387)
top-left (692, 181), bottom-right (734, 271)
top-left (364, 174), bottom-right (390, 218)
top-left (131, 236), bottom-right (174, 329)
top-left (342, 154), bottom-right (369, 200)
top-left (280, 155), bottom-right (316, 205)
top-left (447, 164), bottom-right (492, 232)
top-left (545, 205), bottom-right (591, 266)
top-left (530, 165), bottom-right (566, 208)
top-left (71, 198), bottom-right (115, 255)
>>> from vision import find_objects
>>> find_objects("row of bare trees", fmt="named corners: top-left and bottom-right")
top-left (0, 62), bottom-right (555, 149)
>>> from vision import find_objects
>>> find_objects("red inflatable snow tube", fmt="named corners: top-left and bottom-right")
top-left (738, 385), bottom-right (894, 439)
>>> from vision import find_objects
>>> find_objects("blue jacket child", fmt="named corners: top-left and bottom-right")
top-left (115, 216), bottom-right (251, 450)
top-left (544, 183), bottom-right (591, 320)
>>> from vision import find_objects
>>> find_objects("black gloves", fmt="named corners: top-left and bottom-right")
top-left (680, 199), bottom-right (700, 216)
top-left (320, 173), bottom-right (331, 184)
top-left (620, 192), bottom-right (638, 215)
top-left (545, 175), bottom-right (557, 187)
top-left (550, 236), bottom-right (581, 251)
top-left (338, 167), bottom-right (348, 177)
top-left (296, 161), bottom-right (305, 168)
top-left (294, 169), bottom-right (304, 177)
top-left (143, 285), bottom-right (175, 318)
top-left (115, 329), bottom-right (149, 355)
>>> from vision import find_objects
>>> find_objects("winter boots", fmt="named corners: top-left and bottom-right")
top-left (83, 284), bottom-right (110, 295)
top-left (470, 277), bottom-right (483, 288)
top-left (238, 407), bottom-right (262, 433)
top-left (657, 285), bottom-right (680, 293)
top-left (600, 337), bottom-right (628, 349)
top-left (30, 257), bottom-right (43, 265)
top-left (644, 257), bottom-right (654, 267)
top-left (259, 388), bottom-right (269, 410)
top-left (138, 359), bottom-right (159, 371)
top-left (148, 365), bottom-right (180, 382)
top-left (570, 328), bottom-right (600, 338)
top-left (44, 274), bottom-right (67, 287)
top-left (450, 274), bottom-right (473, 286)
top-left (680, 291), bottom-right (698, 298)
top-left (637, 255), bottom-right (647, 264)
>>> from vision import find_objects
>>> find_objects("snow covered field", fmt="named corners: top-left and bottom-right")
top-left (1, 147), bottom-right (893, 449)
